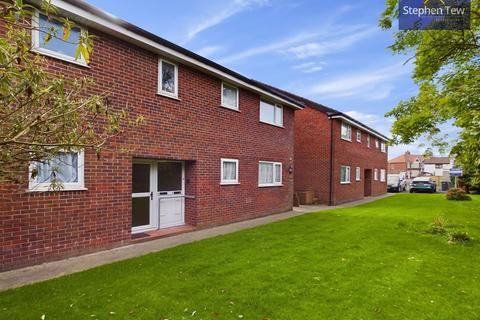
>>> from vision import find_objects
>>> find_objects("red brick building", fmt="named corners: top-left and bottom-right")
top-left (292, 97), bottom-right (389, 205)
top-left (0, 0), bottom-right (304, 271)
top-left (388, 152), bottom-right (424, 179)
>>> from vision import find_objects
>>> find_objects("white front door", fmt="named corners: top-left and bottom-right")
top-left (157, 162), bottom-right (185, 229)
top-left (131, 160), bottom-right (185, 234)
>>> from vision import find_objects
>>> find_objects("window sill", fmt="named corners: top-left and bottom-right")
top-left (259, 184), bottom-right (283, 188)
top-left (341, 137), bottom-right (352, 142)
top-left (31, 47), bottom-right (90, 68)
top-left (157, 92), bottom-right (181, 101)
top-left (340, 182), bottom-right (351, 185)
top-left (259, 121), bottom-right (284, 128)
top-left (220, 105), bottom-right (241, 112)
top-left (26, 187), bottom-right (88, 193)
top-left (220, 182), bottom-right (240, 186)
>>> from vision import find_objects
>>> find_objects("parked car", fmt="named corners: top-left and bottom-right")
top-left (387, 174), bottom-right (406, 192)
top-left (409, 177), bottom-right (437, 193)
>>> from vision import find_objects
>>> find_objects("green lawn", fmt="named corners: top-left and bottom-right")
top-left (1, 194), bottom-right (480, 319)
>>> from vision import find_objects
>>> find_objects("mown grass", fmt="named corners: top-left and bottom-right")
top-left (1, 194), bottom-right (479, 319)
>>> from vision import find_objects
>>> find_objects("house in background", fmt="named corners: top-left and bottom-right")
top-left (423, 157), bottom-right (455, 185)
top-left (0, 0), bottom-right (304, 271)
top-left (283, 94), bottom-right (389, 205)
top-left (388, 151), bottom-right (424, 179)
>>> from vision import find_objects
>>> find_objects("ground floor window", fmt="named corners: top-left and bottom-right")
top-left (259, 161), bottom-right (282, 187)
top-left (356, 167), bottom-right (361, 181)
top-left (341, 165), bottom-right (351, 184)
top-left (374, 168), bottom-right (378, 181)
top-left (29, 151), bottom-right (85, 191)
top-left (380, 169), bottom-right (386, 182)
top-left (221, 158), bottom-right (239, 185)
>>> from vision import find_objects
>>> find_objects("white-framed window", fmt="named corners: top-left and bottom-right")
top-left (258, 161), bottom-right (282, 187)
top-left (340, 165), bottom-right (351, 184)
top-left (381, 142), bottom-right (387, 153)
top-left (367, 135), bottom-right (371, 148)
top-left (341, 123), bottom-right (352, 141)
top-left (375, 139), bottom-right (380, 149)
top-left (221, 83), bottom-right (239, 111)
top-left (380, 169), bottom-right (386, 182)
top-left (29, 151), bottom-right (85, 191)
top-left (374, 168), bottom-right (378, 181)
top-left (356, 167), bottom-right (361, 181)
top-left (158, 59), bottom-right (178, 98)
top-left (260, 100), bottom-right (283, 127)
top-left (31, 11), bottom-right (87, 66)
top-left (356, 130), bottom-right (362, 143)
top-left (220, 158), bottom-right (239, 185)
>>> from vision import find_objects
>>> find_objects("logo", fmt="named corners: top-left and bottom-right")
top-left (399, 0), bottom-right (470, 30)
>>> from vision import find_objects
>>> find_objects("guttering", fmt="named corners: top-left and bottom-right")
top-left (34, 0), bottom-right (303, 110)
top-left (329, 114), bottom-right (389, 142)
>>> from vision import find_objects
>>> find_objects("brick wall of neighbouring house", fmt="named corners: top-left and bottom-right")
top-left (0, 25), bottom-right (295, 271)
top-left (294, 106), bottom-right (388, 206)
top-left (331, 119), bottom-right (388, 205)
top-left (389, 162), bottom-right (407, 174)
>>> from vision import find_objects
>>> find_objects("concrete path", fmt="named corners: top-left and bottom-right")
top-left (0, 194), bottom-right (393, 291)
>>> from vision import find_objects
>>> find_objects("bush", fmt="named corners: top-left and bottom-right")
top-left (427, 216), bottom-right (447, 234)
top-left (446, 188), bottom-right (472, 201)
top-left (448, 231), bottom-right (471, 243)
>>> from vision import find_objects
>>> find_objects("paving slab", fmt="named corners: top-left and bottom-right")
top-left (0, 193), bottom-right (393, 291)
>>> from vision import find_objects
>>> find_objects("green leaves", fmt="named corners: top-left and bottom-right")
top-left (381, 0), bottom-right (480, 190)
top-left (0, 0), bottom-right (142, 183)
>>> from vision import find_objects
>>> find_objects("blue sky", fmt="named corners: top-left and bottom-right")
top-left (87, 0), bottom-right (455, 158)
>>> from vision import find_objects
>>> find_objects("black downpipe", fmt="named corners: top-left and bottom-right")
top-left (329, 118), bottom-right (334, 206)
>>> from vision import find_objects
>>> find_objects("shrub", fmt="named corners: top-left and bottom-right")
top-left (448, 231), bottom-right (471, 243)
top-left (427, 216), bottom-right (447, 234)
top-left (446, 188), bottom-right (472, 201)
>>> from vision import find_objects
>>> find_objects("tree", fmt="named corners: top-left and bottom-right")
top-left (0, 0), bottom-right (143, 187)
top-left (380, 0), bottom-right (480, 190)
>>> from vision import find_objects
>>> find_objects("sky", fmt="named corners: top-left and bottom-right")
top-left (87, 0), bottom-right (457, 159)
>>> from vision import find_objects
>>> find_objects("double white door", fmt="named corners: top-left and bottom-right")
top-left (131, 161), bottom-right (185, 233)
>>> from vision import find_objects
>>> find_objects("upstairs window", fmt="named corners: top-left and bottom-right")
top-left (221, 83), bottom-right (239, 110)
top-left (221, 159), bottom-right (239, 185)
top-left (260, 100), bottom-right (283, 127)
top-left (32, 12), bottom-right (86, 65)
top-left (29, 151), bottom-right (85, 191)
top-left (159, 59), bottom-right (178, 98)
top-left (356, 130), bottom-right (362, 142)
top-left (341, 123), bottom-right (352, 141)
top-left (381, 142), bottom-right (387, 153)
top-left (259, 161), bottom-right (282, 187)
top-left (375, 139), bottom-right (380, 149)
top-left (367, 135), bottom-right (371, 148)
top-left (341, 166), bottom-right (351, 184)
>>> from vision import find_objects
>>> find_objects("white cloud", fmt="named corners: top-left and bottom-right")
top-left (307, 63), bottom-right (411, 100)
top-left (195, 46), bottom-right (224, 58)
top-left (184, 0), bottom-right (269, 43)
top-left (286, 27), bottom-right (377, 59)
top-left (292, 62), bottom-right (325, 73)
top-left (219, 22), bottom-right (371, 64)
top-left (217, 31), bottom-right (320, 64)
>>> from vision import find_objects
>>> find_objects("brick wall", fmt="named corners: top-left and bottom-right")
top-left (0, 26), bottom-right (294, 271)
top-left (294, 106), bottom-right (388, 206)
